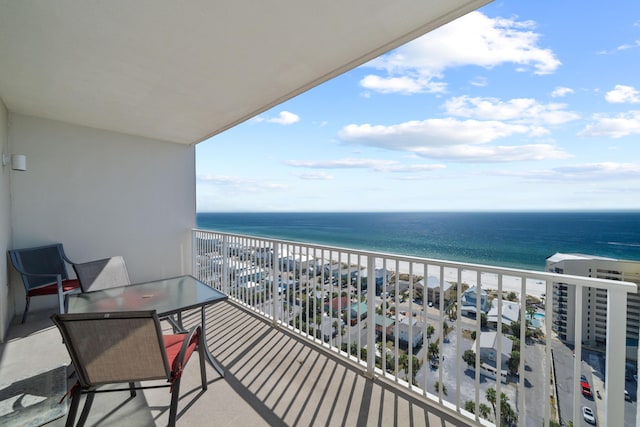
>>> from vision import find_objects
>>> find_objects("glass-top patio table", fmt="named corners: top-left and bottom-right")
top-left (66, 274), bottom-right (228, 376)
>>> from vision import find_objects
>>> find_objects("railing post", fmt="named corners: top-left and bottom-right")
top-left (366, 256), bottom-right (376, 378)
top-left (605, 288), bottom-right (626, 426)
top-left (192, 230), bottom-right (197, 277)
top-left (222, 235), bottom-right (229, 295)
top-left (272, 243), bottom-right (279, 326)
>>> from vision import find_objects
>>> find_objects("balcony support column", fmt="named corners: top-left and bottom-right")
top-left (605, 288), bottom-right (626, 426)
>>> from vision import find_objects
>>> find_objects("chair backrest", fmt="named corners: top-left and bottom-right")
top-left (73, 256), bottom-right (131, 292)
top-left (51, 311), bottom-right (171, 387)
top-left (8, 243), bottom-right (71, 290)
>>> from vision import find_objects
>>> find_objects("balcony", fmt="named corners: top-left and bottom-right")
top-left (191, 230), bottom-right (637, 427)
top-left (2, 300), bottom-right (470, 427)
top-left (1, 230), bottom-right (637, 427)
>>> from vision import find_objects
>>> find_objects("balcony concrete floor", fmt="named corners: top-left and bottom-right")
top-left (0, 302), bottom-right (472, 426)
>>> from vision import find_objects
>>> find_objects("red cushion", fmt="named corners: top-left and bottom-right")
top-left (27, 279), bottom-right (80, 297)
top-left (163, 332), bottom-right (198, 375)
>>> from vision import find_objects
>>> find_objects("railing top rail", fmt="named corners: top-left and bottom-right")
top-left (193, 228), bottom-right (638, 293)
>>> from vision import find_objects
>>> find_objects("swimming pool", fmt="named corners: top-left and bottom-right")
top-left (526, 312), bottom-right (545, 328)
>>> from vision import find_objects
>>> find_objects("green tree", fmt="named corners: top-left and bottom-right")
top-left (486, 387), bottom-right (497, 420)
top-left (500, 392), bottom-right (517, 426)
top-left (410, 355), bottom-right (421, 385)
top-left (464, 400), bottom-right (475, 414)
top-left (478, 403), bottom-right (491, 420)
top-left (434, 381), bottom-right (448, 396)
top-left (426, 325), bottom-right (435, 343)
top-left (462, 349), bottom-right (476, 368)
top-left (428, 342), bottom-right (439, 361)
top-left (399, 353), bottom-right (409, 379)
top-left (508, 350), bottom-right (520, 376)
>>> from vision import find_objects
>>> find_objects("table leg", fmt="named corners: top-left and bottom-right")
top-left (200, 306), bottom-right (224, 377)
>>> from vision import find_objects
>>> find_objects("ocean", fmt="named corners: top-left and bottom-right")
top-left (196, 211), bottom-right (640, 271)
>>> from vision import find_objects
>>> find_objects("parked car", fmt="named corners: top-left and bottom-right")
top-left (581, 375), bottom-right (592, 398)
top-left (582, 406), bottom-right (596, 425)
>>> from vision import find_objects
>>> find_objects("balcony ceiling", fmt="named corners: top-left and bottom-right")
top-left (0, 0), bottom-right (491, 145)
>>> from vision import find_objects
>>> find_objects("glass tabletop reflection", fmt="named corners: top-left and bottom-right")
top-left (67, 275), bottom-right (227, 316)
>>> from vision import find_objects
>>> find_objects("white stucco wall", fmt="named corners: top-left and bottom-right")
top-left (0, 99), bottom-right (11, 341)
top-left (6, 114), bottom-right (195, 317)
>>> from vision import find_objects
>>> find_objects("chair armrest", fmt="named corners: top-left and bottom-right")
top-left (12, 266), bottom-right (63, 282)
top-left (61, 251), bottom-right (76, 266)
top-left (173, 325), bottom-right (202, 375)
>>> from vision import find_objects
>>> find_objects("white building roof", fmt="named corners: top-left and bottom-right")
top-left (477, 332), bottom-right (513, 356)
top-left (487, 299), bottom-right (520, 325)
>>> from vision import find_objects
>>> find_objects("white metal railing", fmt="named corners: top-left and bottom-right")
top-left (192, 229), bottom-right (638, 427)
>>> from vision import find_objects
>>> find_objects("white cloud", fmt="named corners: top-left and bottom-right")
top-left (197, 174), bottom-right (287, 192)
top-left (444, 96), bottom-right (580, 125)
top-left (579, 111), bottom-right (640, 138)
top-left (551, 87), bottom-right (574, 98)
top-left (605, 85), bottom-right (640, 103)
top-left (285, 158), bottom-right (446, 173)
top-left (359, 75), bottom-right (445, 95)
top-left (498, 162), bottom-right (640, 181)
top-left (339, 118), bottom-right (570, 162)
top-left (600, 40), bottom-right (640, 54)
top-left (338, 118), bottom-right (570, 162)
top-left (255, 110), bottom-right (300, 125)
top-left (361, 11), bottom-right (560, 94)
top-left (294, 171), bottom-right (334, 180)
top-left (410, 143), bottom-right (569, 162)
top-left (340, 118), bottom-right (531, 147)
top-left (470, 76), bottom-right (488, 87)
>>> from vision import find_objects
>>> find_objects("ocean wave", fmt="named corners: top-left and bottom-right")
top-left (607, 242), bottom-right (640, 248)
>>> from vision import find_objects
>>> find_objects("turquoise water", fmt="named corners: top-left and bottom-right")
top-left (196, 211), bottom-right (640, 271)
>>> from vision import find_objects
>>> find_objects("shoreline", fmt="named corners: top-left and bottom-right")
top-left (329, 253), bottom-right (547, 299)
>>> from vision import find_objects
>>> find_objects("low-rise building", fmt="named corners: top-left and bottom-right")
top-left (487, 299), bottom-right (520, 327)
top-left (395, 317), bottom-right (423, 349)
top-left (473, 331), bottom-right (512, 383)
top-left (416, 275), bottom-right (452, 306)
top-left (461, 286), bottom-right (490, 316)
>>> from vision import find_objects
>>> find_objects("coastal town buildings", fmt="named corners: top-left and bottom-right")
top-left (547, 253), bottom-right (640, 360)
top-left (460, 286), bottom-right (490, 316)
top-left (473, 331), bottom-right (513, 383)
top-left (416, 275), bottom-right (453, 306)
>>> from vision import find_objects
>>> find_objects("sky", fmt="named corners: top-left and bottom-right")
top-left (196, 0), bottom-right (640, 213)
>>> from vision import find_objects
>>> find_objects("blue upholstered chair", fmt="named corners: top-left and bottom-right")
top-left (8, 243), bottom-right (81, 322)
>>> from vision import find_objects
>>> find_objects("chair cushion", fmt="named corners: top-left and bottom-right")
top-left (27, 279), bottom-right (80, 297)
top-left (163, 332), bottom-right (198, 375)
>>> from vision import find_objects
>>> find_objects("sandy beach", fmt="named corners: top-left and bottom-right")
top-left (329, 253), bottom-right (548, 299)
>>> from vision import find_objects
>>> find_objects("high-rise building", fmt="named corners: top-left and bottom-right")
top-left (547, 253), bottom-right (640, 360)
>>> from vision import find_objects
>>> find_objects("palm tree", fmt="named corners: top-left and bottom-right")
top-left (434, 381), bottom-right (448, 396)
top-left (426, 325), bottom-right (435, 343)
top-left (464, 400), bottom-right (475, 414)
top-left (428, 342), bottom-right (439, 361)
top-left (486, 387), bottom-right (497, 420)
top-left (478, 403), bottom-right (491, 420)
top-left (399, 353), bottom-right (409, 379)
top-left (410, 355), bottom-right (421, 385)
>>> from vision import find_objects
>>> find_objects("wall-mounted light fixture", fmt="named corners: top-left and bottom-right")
top-left (2, 153), bottom-right (27, 171)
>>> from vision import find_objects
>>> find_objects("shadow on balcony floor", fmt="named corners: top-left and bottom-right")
top-left (1, 302), bottom-right (472, 426)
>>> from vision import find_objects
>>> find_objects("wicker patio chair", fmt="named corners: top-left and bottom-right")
top-left (51, 310), bottom-right (207, 427)
top-left (72, 256), bottom-right (130, 292)
top-left (8, 243), bottom-right (81, 322)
